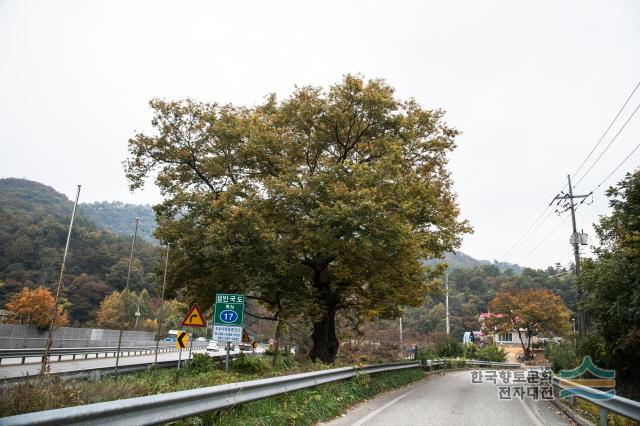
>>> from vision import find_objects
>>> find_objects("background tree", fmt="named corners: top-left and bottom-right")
top-left (485, 289), bottom-right (570, 360)
top-left (95, 290), bottom-right (152, 330)
top-left (5, 287), bottom-right (69, 327)
top-left (65, 273), bottom-right (111, 325)
top-left (125, 75), bottom-right (471, 362)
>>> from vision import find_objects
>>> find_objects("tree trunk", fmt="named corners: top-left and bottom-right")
top-left (309, 306), bottom-right (339, 363)
top-left (517, 329), bottom-right (531, 361)
top-left (307, 261), bottom-right (340, 363)
top-left (272, 320), bottom-right (282, 368)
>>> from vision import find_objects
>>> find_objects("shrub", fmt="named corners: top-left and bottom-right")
top-left (231, 355), bottom-right (270, 374)
top-left (274, 354), bottom-right (299, 370)
top-left (476, 344), bottom-right (507, 362)
top-left (419, 335), bottom-right (464, 360)
top-left (545, 337), bottom-right (580, 372)
top-left (463, 343), bottom-right (479, 359)
top-left (545, 335), bottom-right (607, 373)
top-left (432, 335), bottom-right (464, 358)
top-left (187, 353), bottom-right (215, 375)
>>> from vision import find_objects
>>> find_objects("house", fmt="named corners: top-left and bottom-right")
top-left (478, 312), bottom-right (540, 346)
top-left (462, 331), bottom-right (484, 344)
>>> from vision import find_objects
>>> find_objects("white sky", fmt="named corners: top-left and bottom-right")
top-left (1, 0), bottom-right (639, 269)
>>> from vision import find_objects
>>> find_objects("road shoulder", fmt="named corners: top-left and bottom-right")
top-left (319, 371), bottom-right (449, 426)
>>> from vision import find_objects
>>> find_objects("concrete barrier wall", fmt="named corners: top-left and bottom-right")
top-left (0, 324), bottom-right (157, 348)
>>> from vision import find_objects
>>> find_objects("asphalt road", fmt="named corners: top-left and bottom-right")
top-left (0, 348), bottom-right (211, 380)
top-left (323, 370), bottom-right (574, 426)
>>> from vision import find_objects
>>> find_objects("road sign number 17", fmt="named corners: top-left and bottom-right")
top-left (220, 310), bottom-right (238, 323)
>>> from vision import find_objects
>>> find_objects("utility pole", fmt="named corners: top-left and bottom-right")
top-left (551, 175), bottom-right (589, 335)
top-left (399, 317), bottom-right (403, 353)
top-left (115, 218), bottom-right (139, 377)
top-left (41, 185), bottom-right (81, 376)
top-left (134, 294), bottom-right (141, 330)
top-left (445, 271), bottom-right (450, 335)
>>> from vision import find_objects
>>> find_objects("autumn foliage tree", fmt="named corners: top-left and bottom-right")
top-left (96, 290), bottom-right (153, 330)
top-left (5, 287), bottom-right (69, 327)
top-left (125, 75), bottom-right (470, 362)
top-left (485, 289), bottom-right (570, 360)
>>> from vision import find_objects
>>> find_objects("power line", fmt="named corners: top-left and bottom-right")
top-left (578, 137), bottom-right (640, 206)
top-left (518, 214), bottom-right (570, 264)
top-left (502, 81), bottom-right (640, 263)
top-left (501, 205), bottom-right (550, 259)
top-left (503, 206), bottom-right (555, 262)
top-left (572, 81), bottom-right (640, 180)
top-left (573, 101), bottom-right (640, 188)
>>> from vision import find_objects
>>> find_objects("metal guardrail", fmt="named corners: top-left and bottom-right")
top-left (551, 376), bottom-right (640, 426)
top-left (465, 359), bottom-right (520, 368)
top-left (0, 344), bottom-right (208, 365)
top-left (0, 351), bottom-right (268, 384)
top-left (420, 359), bottom-right (519, 369)
top-left (0, 360), bottom-right (421, 426)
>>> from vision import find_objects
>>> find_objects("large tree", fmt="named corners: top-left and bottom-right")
top-left (580, 170), bottom-right (640, 389)
top-left (485, 289), bottom-right (570, 360)
top-left (125, 75), bottom-right (470, 362)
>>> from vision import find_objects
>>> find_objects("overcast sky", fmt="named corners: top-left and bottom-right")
top-left (1, 0), bottom-right (639, 269)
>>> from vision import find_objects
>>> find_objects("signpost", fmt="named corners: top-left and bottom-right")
top-left (213, 293), bottom-right (245, 371)
top-left (176, 331), bottom-right (188, 369)
top-left (181, 304), bottom-right (206, 364)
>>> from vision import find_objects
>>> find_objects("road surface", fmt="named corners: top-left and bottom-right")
top-left (0, 348), bottom-right (210, 380)
top-left (323, 370), bottom-right (573, 426)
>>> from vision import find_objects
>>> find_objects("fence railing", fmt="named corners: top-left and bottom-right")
top-left (0, 361), bottom-right (421, 426)
top-left (551, 376), bottom-right (640, 426)
top-left (0, 344), bottom-right (208, 365)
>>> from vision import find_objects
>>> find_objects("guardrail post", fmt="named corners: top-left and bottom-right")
top-left (599, 407), bottom-right (608, 426)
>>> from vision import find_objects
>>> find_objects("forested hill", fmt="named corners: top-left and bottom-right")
top-left (424, 251), bottom-right (523, 274)
top-left (0, 178), bottom-right (162, 325)
top-left (80, 201), bottom-right (157, 243)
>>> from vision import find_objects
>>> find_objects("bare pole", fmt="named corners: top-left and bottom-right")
top-left (154, 244), bottom-right (170, 364)
top-left (115, 218), bottom-right (139, 377)
top-left (399, 317), bottom-right (403, 353)
top-left (40, 185), bottom-right (81, 376)
top-left (445, 271), bottom-right (450, 335)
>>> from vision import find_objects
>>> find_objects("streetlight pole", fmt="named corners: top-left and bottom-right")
top-left (115, 218), bottom-right (139, 377)
top-left (40, 185), bottom-right (81, 376)
top-left (154, 244), bottom-right (170, 365)
top-left (134, 294), bottom-right (141, 330)
top-left (399, 317), bottom-right (403, 353)
top-left (445, 271), bottom-right (450, 335)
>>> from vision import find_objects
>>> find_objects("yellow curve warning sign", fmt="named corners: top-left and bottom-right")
top-left (181, 304), bottom-right (206, 328)
top-left (176, 331), bottom-right (188, 349)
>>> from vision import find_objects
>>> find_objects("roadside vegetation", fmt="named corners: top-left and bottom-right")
top-left (418, 334), bottom-right (507, 363)
top-left (0, 354), bottom-right (425, 422)
top-left (182, 368), bottom-right (426, 426)
top-left (1, 354), bottom-right (306, 416)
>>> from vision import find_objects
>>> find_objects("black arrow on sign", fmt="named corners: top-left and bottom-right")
top-left (177, 331), bottom-right (187, 349)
